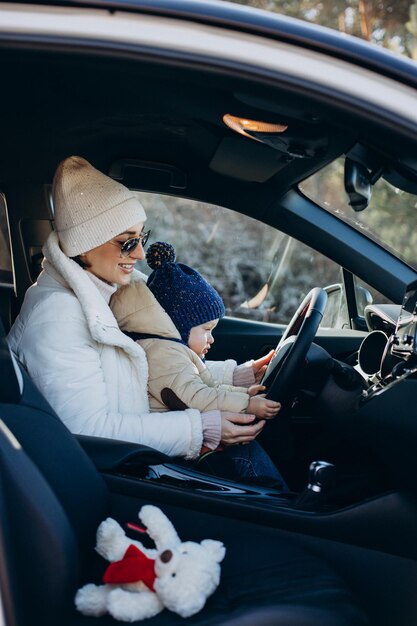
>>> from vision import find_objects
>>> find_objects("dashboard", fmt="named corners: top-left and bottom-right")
top-left (328, 285), bottom-right (417, 498)
top-left (359, 283), bottom-right (417, 402)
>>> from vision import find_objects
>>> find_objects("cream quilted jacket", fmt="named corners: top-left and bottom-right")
top-left (110, 280), bottom-right (250, 413)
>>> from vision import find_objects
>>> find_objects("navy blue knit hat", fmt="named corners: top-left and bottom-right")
top-left (146, 242), bottom-right (225, 343)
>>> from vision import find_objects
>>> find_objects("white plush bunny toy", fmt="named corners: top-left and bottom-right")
top-left (75, 505), bottom-right (226, 622)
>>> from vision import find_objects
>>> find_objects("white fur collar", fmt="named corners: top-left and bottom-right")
top-left (42, 231), bottom-right (149, 361)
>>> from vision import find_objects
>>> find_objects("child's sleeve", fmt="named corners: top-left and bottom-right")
top-left (205, 359), bottom-right (256, 387)
top-left (147, 343), bottom-right (250, 413)
top-left (204, 359), bottom-right (237, 385)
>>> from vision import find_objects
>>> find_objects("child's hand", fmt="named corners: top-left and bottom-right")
top-left (252, 350), bottom-right (275, 383)
top-left (247, 384), bottom-right (266, 397)
top-left (247, 395), bottom-right (281, 419)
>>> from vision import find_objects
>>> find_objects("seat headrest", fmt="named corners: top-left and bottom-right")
top-left (0, 316), bottom-right (22, 403)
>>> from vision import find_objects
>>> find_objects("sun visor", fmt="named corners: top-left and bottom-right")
top-left (209, 136), bottom-right (287, 182)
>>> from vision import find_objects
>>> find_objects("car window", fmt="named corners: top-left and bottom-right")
top-left (299, 157), bottom-right (417, 271)
top-left (354, 276), bottom-right (392, 312)
top-left (136, 192), bottom-right (348, 328)
top-left (0, 193), bottom-right (13, 286)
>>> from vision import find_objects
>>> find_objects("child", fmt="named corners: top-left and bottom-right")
top-left (110, 242), bottom-right (282, 481)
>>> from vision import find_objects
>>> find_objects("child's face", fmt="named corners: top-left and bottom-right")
top-left (188, 319), bottom-right (218, 359)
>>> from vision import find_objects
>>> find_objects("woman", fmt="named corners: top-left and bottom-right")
top-left (8, 156), bottom-right (281, 478)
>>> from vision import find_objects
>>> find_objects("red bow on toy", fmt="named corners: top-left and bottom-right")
top-left (103, 544), bottom-right (156, 591)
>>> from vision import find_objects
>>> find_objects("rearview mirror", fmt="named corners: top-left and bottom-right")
top-left (344, 158), bottom-right (372, 212)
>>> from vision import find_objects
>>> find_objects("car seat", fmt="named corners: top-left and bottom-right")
top-left (0, 317), bottom-right (369, 626)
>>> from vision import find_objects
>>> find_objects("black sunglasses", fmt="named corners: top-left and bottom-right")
top-left (109, 230), bottom-right (151, 257)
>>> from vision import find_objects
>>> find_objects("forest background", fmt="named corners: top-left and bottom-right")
top-left (230, 0), bottom-right (417, 60)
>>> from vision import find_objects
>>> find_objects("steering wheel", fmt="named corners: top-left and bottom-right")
top-left (260, 288), bottom-right (328, 406)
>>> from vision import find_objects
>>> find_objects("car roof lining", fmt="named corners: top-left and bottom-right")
top-left (0, 46), bottom-right (354, 198)
top-left (0, 44), bottom-right (416, 224)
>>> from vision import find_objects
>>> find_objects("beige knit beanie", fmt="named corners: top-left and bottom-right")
top-left (52, 156), bottom-right (147, 256)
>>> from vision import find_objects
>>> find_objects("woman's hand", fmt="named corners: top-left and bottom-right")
top-left (252, 350), bottom-right (275, 383)
top-left (248, 395), bottom-right (281, 419)
top-left (220, 411), bottom-right (265, 445)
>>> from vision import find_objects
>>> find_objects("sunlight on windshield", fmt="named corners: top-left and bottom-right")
top-left (299, 158), bottom-right (417, 270)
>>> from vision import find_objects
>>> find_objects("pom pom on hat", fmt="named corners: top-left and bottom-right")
top-left (52, 156), bottom-right (147, 257)
top-left (146, 241), bottom-right (176, 270)
top-left (146, 242), bottom-right (225, 343)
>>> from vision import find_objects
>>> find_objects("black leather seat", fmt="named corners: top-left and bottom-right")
top-left (0, 318), bottom-right (369, 626)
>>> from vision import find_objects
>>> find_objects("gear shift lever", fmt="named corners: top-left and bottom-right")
top-left (293, 460), bottom-right (336, 510)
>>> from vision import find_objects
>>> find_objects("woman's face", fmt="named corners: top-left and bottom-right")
top-left (82, 222), bottom-right (146, 286)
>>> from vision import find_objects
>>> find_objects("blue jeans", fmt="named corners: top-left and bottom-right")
top-left (224, 441), bottom-right (289, 491)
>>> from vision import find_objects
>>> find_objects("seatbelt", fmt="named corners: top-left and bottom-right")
top-left (123, 331), bottom-right (185, 345)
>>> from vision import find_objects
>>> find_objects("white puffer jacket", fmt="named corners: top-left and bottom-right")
top-left (110, 280), bottom-right (250, 413)
top-left (7, 231), bottom-right (203, 459)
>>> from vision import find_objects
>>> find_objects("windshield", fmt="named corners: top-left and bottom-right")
top-left (299, 157), bottom-right (417, 270)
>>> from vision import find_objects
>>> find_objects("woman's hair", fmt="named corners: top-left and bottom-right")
top-left (71, 255), bottom-right (91, 269)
